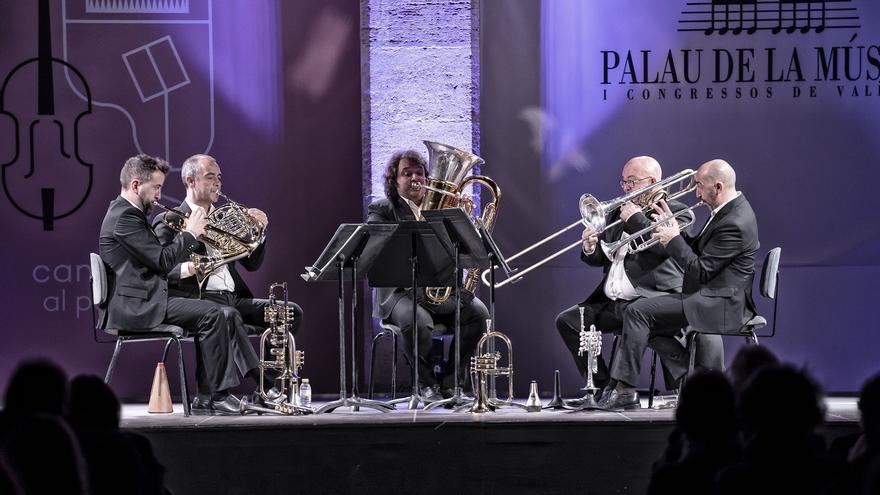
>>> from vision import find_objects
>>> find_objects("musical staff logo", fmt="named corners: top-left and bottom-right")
top-left (679, 0), bottom-right (861, 35)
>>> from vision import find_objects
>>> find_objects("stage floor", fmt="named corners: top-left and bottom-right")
top-left (122, 397), bottom-right (861, 495)
top-left (121, 395), bottom-right (861, 428)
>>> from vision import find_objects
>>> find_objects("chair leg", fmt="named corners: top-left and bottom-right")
top-left (607, 335), bottom-right (619, 371)
top-left (161, 338), bottom-right (174, 364)
top-left (172, 337), bottom-right (190, 417)
top-left (687, 333), bottom-right (697, 378)
top-left (368, 331), bottom-right (384, 399)
top-left (104, 338), bottom-right (124, 384)
top-left (648, 350), bottom-right (657, 408)
top-left (391, 333), bottom-right (398, 400)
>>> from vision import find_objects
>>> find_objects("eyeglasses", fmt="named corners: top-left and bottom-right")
top-left (619, 177), bottom-right (651, 188)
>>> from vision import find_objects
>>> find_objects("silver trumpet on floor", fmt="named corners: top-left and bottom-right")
top-left (565, 307), bottom-right (604, 410)
top-left (240, 282), bottom-right (313, 415)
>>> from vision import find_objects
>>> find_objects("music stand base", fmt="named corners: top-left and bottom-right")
top-left (424, 387), bottom-right (472, 411)
top-left (315, 396), bottom-right (395, 414)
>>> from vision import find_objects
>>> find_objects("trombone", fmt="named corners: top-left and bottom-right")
top-left (602, 200), bottom-right (707, 255)
top-left (481, 169), bottom-right (697, 289)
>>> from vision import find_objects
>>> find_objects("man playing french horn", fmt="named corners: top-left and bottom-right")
top-left (555, 156), bottom-right (722, 407)
top-left (366, 149), bottom-right (489, 403)
top-left (153, 154), bottom-right (304, 414)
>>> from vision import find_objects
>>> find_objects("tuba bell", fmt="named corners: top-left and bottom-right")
top-left (418, 141), bottom-right (501, 304)
top-left (154, 191), bottom-right (266, 286)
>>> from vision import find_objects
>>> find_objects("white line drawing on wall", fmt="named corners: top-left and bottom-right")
top-left (85, 0), bottom-right (190, 14)
top-left (122, 36), bottom-right (191, 162)
top-left (60, 0), bottom-right (215, 167)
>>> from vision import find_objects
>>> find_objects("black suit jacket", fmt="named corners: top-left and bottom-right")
top-left (366, 197), bottom-right (420, 319)
top-left (665, 194), bottom-right (759, 334)
top-left (581, 199), bottom-right (693, 305)
top-left (98, 196), bottom-right (201, 330)
top-left (151, 201), bottom-right (266, 299)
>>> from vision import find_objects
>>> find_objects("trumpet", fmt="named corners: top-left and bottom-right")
top-left (481, 169), bottom-right (697, 289)
top-left (153, 192), bottom-right (266, 284)
top-left (470, 319), bottom-right (515, 413)
top-left (602, 200), bottom-right (706, 255)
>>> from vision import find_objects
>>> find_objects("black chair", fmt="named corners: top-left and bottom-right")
top-left (685, 246), bottom-right (782, 373)
top-left (88, 253), bottom-right (193, 416)
top-left (367, 319), bottom-right (450, 399)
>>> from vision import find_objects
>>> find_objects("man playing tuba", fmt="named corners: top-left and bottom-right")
top-left (153, 154), bottom-right (304, 413)
top-left (366, 149), bottom-right (489, 403)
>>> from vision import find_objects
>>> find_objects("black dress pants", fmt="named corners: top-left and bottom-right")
top-left (386, 293), bottom-right (489, 388)
top-left (164, 297), bottom-right (240, 397)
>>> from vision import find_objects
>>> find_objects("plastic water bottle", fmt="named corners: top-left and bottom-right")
top-left (299, 379), bottom-right (312, 407)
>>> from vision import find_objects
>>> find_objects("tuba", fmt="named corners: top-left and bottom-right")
top-left (418, 141), bottom-right (501, 304)
top-left (240, 282), bottom-right (313, 415)
top-left (470, 319), bottom-right (515, 413)
top-left (154, 191), bottom-right (266, 286)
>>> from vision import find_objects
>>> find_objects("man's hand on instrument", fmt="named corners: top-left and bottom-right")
top-left (619, 201), bottom-right (640, 222)
top-left (582, 226), bottom-right (599, 254)
top-left (650, 199), bottom-right (678, 247)
top-left (247, 208), bottom-right (268, 228)
top-left (187, 207), bottom-right (208, 238)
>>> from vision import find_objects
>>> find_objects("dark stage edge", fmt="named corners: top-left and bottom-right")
top-left (123, 397), bottom-right (861, 495)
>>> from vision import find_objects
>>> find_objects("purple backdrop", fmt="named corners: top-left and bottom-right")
top-left (481, 0), bottom-right (880, 394)
top-left (0, 0), bottom-right (363, 399)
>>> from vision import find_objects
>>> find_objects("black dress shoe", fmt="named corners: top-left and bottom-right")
top-left (598, 388), bottom-right (641, 410)
top-left (191, 396), bottom-right (213, 415)
top-left (211, 394), bottom-right (243, 415)
top-left (250, 387), bottom-right (288, 407)
top-left (420, 385), bottom-right (442, 404)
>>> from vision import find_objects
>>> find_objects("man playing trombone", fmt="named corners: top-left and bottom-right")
top-left (601, 159), bottom-right (759, 409)
top-left (556, 156), bottom-right (709, 401)
top-left (153, 154), bottom-right (304, 413)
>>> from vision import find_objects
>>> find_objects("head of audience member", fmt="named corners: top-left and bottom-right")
top-left (5, 414), bottom-right (89, 495)
top-left (0, 455), bottom-right (23, 495)
top-left (739, 364), bottom-right (824, 447)
top-left (858, 371), bottom-right (880, 450)
top-left (695, 159), bottom-right (738, 210)
top-left (2, 358), bottom-right (67, 422)
top-left (67, 375), bottom-right (121, 432)
top-left (119, 154), bottom-right (170, 215)
top-left (676, 369), bottom-right (739, 448)
top-left (728, 345), bottom-right (780, 392)
top-left (620, 156), bottom-right (662, 203)
top-left (383, 149), bottom-right (427, 205)
top-left (182, 154), bottom-right (222, 210)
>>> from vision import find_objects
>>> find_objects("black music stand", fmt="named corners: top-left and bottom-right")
top-left (367, 221), bottom-right (455, 410)
top-left (473, 218), bottom-right (520, 406)
top-left (302, 223), bottom-right (398, 414)
top-left (421, 209), bottom-right (489, 411)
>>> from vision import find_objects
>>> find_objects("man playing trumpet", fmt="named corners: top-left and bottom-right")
top-left (153, 154), bottom-right (304, 413)
top-left (555, 156), bottom-right (722, 404)
top-left (601, 159), bottom-right (758, 409)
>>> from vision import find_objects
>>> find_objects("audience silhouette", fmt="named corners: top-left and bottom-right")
top-left (649, 369), bottom-right (741, 495)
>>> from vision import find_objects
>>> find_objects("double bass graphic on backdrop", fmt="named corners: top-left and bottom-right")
top-left (1, 0), bottom-right (93, 231)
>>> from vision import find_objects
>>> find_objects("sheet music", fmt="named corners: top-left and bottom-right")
top-left (679, 0), bottom-right (859, 35)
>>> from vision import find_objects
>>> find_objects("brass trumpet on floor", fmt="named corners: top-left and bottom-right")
top-left (470, 319), bottom-right (515, 413)
top-left (240, 282), bottom-right (313, 416)
top-left (481, 169), bottom-right (697, 289)
top-left (153, 191), bottom-right (266, 285)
